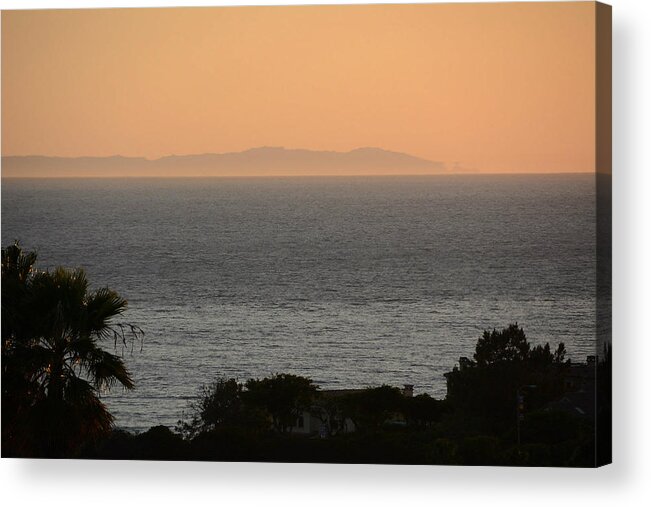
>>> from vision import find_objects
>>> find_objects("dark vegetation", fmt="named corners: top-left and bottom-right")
top-left (2, 242), bottom-right (142, 457)
top-left (2, 243), bottom-right (610, 465)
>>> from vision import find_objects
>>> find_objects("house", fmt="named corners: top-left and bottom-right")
top-left (544, 390), bottom-right (596, 420)
top-left (289, 384), bottom-right (415, 437)
top-left (544, 355), bottom-right (597, 420)
top-left (563, 355), bottom-right (597, 392)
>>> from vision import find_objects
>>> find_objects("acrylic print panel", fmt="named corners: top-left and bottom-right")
top-left (0, 1), bottom-right (611, 466)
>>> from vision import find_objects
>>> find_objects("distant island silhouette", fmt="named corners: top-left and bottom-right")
top-left (1, 147), bottom-right (452, 178)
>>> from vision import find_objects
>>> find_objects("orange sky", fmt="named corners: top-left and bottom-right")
top-left (1, 2), bottom-right (597, 173)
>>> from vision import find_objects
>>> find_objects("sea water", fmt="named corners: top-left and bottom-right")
top-left (1, 174), bottom-right (598, 431)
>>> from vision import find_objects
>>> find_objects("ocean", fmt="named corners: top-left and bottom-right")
top-left (1, 174), bottom-right (598, 432)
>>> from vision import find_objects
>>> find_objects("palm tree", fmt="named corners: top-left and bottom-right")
top-left (2, 241), bottom-right (40, 454)
top-left (2, 242), bottom-right (139, 457)
top-left (2, 240), bottom-right (38, 346)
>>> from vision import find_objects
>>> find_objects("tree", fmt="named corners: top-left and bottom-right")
top-left (474, 324), bottom-right (531, 366)
top-left (309, 393), bottom-right (350, 437)
top-left (403, 394), bottom-right (448, 428)
top-left (244, 374), bottom-right (317, 433)
top-left (2, 242), bottom-right (40, 454)
top-left (444, 324), bottom-right (567, 428)
top-left (178, 378), bottom-right (243, 438)
top-left (2, 242), bottom-right (139, 457)
top-left (177, 378), bottom-right (268, 438)
top-left (339, 385), bottom-right (406, 431)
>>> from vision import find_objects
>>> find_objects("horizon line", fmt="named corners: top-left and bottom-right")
top-left (1, 171), bottom-right (598, 180)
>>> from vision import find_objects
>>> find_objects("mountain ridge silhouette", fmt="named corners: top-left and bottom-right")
top-left (2, 146), bottom-right (449, 177)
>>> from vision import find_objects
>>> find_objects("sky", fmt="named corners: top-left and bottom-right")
top-left (1, 2), bottom-right (597, 173)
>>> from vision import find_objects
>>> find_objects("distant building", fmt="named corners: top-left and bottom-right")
top-left (563, 355), bottom-right (597, 392)
top-left (289, 384), bottom-right (415, 436)
top-left (544, 355), bottom-right (597, 420)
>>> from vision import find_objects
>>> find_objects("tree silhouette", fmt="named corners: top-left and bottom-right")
top-left (444, 323), bottom-right (567, 429)
top-left (403, 393), bottom-right (448, 428)
top-left (2, 242), bottom-right (40, 454)
top-left (177, 378), bottom-right (268, 438)
top-left (2, 242), bottom-right (139, 457)
top-left (339, 385), bottom-right (405, 431)
top-left (244, 374), bottom-right (317, 433)
top-left (474, 324), bottom-right (531, 366)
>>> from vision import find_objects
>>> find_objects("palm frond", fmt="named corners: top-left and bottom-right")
top-left (85, 288), bottom-right (128, 336)
top-left (1, 241), bottom-right (37, 282)
top-left (85, 348), bottom-right (135, 391)
top-left (63, 375), bottom-right (98, 406)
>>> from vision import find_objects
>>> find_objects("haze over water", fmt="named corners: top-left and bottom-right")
top-left (1, 174), bottom-right (596, 431)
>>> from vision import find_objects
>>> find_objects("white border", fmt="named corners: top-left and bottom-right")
top-left (2, 0), bottom-right (650, 506)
